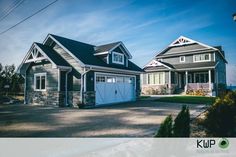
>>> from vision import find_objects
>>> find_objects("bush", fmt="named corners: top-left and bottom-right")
top-left (203, 91), bottom-right (236, 137)
top-left (173, 105), bottom-right (190, 137)
top-left (155, 115), bottom-right (173, 137)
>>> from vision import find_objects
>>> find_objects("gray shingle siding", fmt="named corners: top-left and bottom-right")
top-left (161, 52), bottom-right (215, 65)
top-left (215, 53), bottom-right (226, 84)
top-left (26, 62), bottom-right (58, 91)
top-left (162, 43), bottom-right (207, 55)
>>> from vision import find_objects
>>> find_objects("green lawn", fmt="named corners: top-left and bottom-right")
top-left (155, 96), bottom-right (216, 105)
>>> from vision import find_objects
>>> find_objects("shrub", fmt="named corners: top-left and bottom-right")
top-left (155, 115), bottom-right (173, 137)
top-left (173, 105), bottom-right (190, 137)
top-left (203, 91), bottom-right (236, 137)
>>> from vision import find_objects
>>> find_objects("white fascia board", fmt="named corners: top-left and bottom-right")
top-left (144, 59), bottom-right (172, 70)
top-left (56, 65), bottom-right (72, 70)
top-left (84, 64), bottom-right (143, 74)
top-left (169, 36), bottom-right (196, 47)
top-left (176, 66), bottom-right (215, 71)
top-left (94, 51), bottom-right (109, 55)
top-left (109, 42), bottom-right (132, 59)
top-left (34, 43), bottom-right (57, 68)
top-left (46, 34), bottom-right (86, 67)
top-left (17, 43), bottom-right (36, 73)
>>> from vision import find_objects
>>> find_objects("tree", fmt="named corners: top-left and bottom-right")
top-left (173, 105), bottom-right (190, 137)
top-left (203, 91), bottom-right (236, 137)
top-left (0, 64), bottom-right (24, 94)
top-left (155, 115), bottom-right (173, 137)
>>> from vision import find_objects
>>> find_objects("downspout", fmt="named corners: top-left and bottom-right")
top-left (24, 71), bottom-right (27, 104)
top-left (80, 67), bottom-right (92, 104)
top-left (65, 68), bottom-right (72, 106)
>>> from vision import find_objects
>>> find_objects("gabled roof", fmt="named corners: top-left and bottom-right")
top-left (95, 42), bottom-right (121, 53)
top-left (35, 43), bottom-right (70, 67)
top-left (155, 36), bottom-right (227, 63)
top-left (45, 34), bottom-right (142, 72)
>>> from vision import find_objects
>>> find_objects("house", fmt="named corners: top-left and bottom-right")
top-left (17, 34), bottom-right (143, 108)
top-left (142, 36), bottom-right (227, 96)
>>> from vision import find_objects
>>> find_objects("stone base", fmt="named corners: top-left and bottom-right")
top-left (27, 91), bottom-right (81, 107)
top-left (27, 91), bottom-right (60, 106)
top-left (77, 91), bottom-right (95, 108)
top-left (142, 84), bottom-right (177, 95)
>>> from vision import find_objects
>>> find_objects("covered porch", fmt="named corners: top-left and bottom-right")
top-left (175, 69), bottom-right (215, 95)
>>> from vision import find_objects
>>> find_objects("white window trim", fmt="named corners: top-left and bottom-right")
top-left (180, 56), bottom-right (185, 63)
top-left (147, 72), bottom-right (165, 85)
top-left (112, 51), bottom-right (124, 65)
top-left (193, 53), bottom-right (211, 62)
top-left (34, 73), bottom-right (47, 91)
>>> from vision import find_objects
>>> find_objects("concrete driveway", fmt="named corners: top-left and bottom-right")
top-left (0, 100), bottom-right (206, 137)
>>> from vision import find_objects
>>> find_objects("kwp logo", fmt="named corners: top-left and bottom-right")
top-left (197, 138), bottom-right (229, 149)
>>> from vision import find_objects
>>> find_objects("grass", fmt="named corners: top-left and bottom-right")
top-left (138, 96), bottom-right (151, 100)
top-left (155, 96), bottom-right (216, 105)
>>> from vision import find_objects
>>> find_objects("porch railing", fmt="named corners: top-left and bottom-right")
top-left (186, 83), bottom-right (214, 90)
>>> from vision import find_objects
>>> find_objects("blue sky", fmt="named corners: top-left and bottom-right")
top-left (0, 0), bottom-right (236, 84)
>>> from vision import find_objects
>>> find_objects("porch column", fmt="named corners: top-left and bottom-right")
top-left (208, 69), bottom-right (211, 91)
top-left (185, 71), bottom-right (188, 92)
top-left (169, 71), bottom-right (171, 94)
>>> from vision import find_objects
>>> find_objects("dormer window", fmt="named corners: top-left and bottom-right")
top-left (112, 52), bottom-right (124, 65)
top-left (180, 56), bottom-right (185, 62)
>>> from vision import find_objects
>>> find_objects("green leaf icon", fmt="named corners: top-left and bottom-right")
top-left (218, 138), bottom-right (229, 149)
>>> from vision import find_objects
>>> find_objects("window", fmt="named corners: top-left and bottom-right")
top-left (34, 73), bottom-right (46, 91)
top-left (96, 76), bottom-right (105, 82)
top-left (147, 72), bottom-right (165, 85)
top-left (112, 52), bottom-right (124, 64)
top-left (107, 76), bottom-right (116, 83)
top-left (193, 53), bottom-right (210, 62)
top-left (195, 72), bottom-right (209, 83)
top-left (180, 56), bottom-right (185, 62)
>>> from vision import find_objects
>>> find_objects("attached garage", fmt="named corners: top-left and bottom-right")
top-left (95, 73), bottom-right (136, 105)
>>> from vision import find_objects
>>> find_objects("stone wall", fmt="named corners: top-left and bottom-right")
top-left (80, 91), bottom-right (95, 108)
top-left (68, 91), bottom-right (81, 107)
top-left (142, 84), bottom-right (177, 95)
top-left (27, 91), bottom-right (60, 106)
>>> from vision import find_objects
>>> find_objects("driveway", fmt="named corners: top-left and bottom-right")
top-left (0, 100), bottom-right (206, 137)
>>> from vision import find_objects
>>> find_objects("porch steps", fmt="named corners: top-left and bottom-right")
top-left (175, 89), bottom-right (185, 95)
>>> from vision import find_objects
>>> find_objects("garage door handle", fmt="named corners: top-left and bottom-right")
top-left (115, 90), bottom-right (117, 94)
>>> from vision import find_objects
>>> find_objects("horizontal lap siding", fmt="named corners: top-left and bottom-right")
top-left (26, 63), bottom-right (58, 91)
top-left (53, 44), bottom-right (83, 73)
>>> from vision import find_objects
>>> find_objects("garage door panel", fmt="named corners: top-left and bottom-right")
top-left (95, 74), bottom-right (135, 105)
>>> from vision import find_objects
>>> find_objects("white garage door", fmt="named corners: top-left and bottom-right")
top-left (95, 73), bottom-right (135, 105)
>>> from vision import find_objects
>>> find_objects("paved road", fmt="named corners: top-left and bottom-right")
top-left (0, 100), bottom-right (206, 137)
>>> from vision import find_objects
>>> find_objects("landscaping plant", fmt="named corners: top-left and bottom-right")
top-left (155, 115), bottom-right (173, 137)
top-left (203, 91), bottom-right (236, 137)
top-left (173, 105), bottom-right (190, 137)
top-left (155, 105), bottom-right (190, 137)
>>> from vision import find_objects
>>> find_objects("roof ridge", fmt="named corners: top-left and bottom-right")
top-left (96, 41), bottom-right (121, 47)
top-left (49, 34), bottom-right (96, 47)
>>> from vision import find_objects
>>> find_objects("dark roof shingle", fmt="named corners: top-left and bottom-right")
top-left (35, 43), bottom-right (70, 66)
top-left (50, 34), bottom-right (143, 72)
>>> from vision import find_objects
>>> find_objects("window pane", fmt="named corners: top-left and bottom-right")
top-left (96, 76), bottom-right (105, 82)
top-left (116, 77), bottom-right (123, 83)
top-left (41, 76), bottom-right (45, 89)
top-left (160, 73), bottom-right (164, 84)
top-left (154, 73), bottom-right (158, 84)
top-left (205, 54), bottom-right (209, 60)
top-left (107, 77), bottom-right (115, 83)
top-left (36, 76), bottom-right (40, 89)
